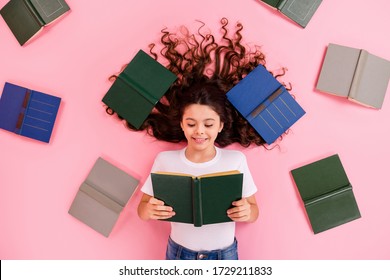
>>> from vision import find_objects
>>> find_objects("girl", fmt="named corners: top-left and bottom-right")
top-left (137, 82), bottom-right (259, 260)
top-left (108, 18), bottom-right (286, 259)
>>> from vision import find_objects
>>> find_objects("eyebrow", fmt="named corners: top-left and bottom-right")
top-left (184, 118), bottom-right (216, 122)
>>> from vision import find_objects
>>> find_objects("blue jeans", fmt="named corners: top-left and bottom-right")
top-left (166, 236), bottom-right (238, 260)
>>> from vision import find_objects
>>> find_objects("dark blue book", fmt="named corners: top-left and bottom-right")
top-left (226, 65), bottom-right (305, 144)
top-left (0, 82), bottom-right (61, 143)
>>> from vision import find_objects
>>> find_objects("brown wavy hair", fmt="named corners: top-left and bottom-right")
top-left (107, 18), bottom-right (289, 147)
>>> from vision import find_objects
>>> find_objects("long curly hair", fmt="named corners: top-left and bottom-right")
top-left (107, 18), bottom-right (289, 147)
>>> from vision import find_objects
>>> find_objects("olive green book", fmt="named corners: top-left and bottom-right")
top-left (261, 0), bottom-right (322, 28)
top-left (0, 0), bottom-right (70, 46)
top-left (291, 154), bottom-right (361, 234)
top-left (102, 49), bottom-right (177, 129)
top-left (151, 171), bottom-right (243, 227)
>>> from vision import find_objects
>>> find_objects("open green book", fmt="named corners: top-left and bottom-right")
top-left (102, 50), bottom-right (177, 129)
top-left (291, 154), bottom-right (361, 234)
top-left (151, 171), bottom-right (243, 227)
top-left (0, 0), bottom-right (70, 46)
top-left (260, 0), bottom-right (322, 28)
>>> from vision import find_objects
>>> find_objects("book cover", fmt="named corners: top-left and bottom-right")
top-left (316, 43), bottom-right (390, 109)
top-left (151, 171), bottom-right (243, 227)
top-left (0, 0), bottom-right (70, 45)
top-left (226, 64), bottom-right (305, 144)
top-left (261, 0), bottom-right (322, 28)
top-left (102, 49), bottom-right (177, 129)
top-left (68, 157), bottom-right (139, 237)
top-left (0, 82), bottom-right (61, 143)
top-left (291, 154), bottom-right (361, 234)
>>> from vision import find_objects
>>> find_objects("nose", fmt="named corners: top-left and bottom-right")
top-left (195, 125), bottom-right (205, 135)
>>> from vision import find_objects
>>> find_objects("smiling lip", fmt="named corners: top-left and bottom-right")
top-left (192, 137), bottom-right (208, 144)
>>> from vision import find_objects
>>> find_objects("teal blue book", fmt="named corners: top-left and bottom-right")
top-left (226, 64), bottom-right (305, 144)
top-left (102, 50), bottom-right (177, 129)
top-left (0, 82), bottom-right (61, 143)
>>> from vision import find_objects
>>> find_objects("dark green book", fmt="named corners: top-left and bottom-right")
top-left (151, 171), bottom-right (243, 227)
top-left (261, 0), bottom-right (322, 28)
top-left (291, 154), bottom-right (361, 234)
top-left (102, 50), bottom-right (177, 129)
top-left (0, 0), bottom-right (70, 46)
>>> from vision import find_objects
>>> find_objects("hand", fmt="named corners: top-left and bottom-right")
top-left (227, 198), bottom-right (252, 222)
top-left (142, 196), bottom-right (175, 220)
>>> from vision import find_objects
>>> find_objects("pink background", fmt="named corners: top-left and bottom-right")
top-left (1, 0), bottom-right (389, 260)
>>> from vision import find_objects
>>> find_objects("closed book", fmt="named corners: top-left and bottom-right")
top-left (261, 0), bottom-right (322, 28)
top-left (316, 43), bottom-right (390, 109)
top-left (102, 49), bottom-right (177, 129)
top-left (226, 64), bottom-right (305, 144)
top-left (151, 171), bottom-right (243, 227)
top-left (68, 157), bottom-right (139, 237)
top-left (0, 0), bottom-right (70, 45)
top-left (0, 82), bottom-right (61, 143)
top-left (291, 154), bottom-right (361, 234)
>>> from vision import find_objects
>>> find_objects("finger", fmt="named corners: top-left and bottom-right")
top-left (152, 211), bottom-right (176, 220)
top-left (149, 197), bottom-right (165, 206)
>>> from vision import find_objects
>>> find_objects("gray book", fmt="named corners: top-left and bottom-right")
top-left (68, 157), bottom-right (139, 237)
top-left (316, 43), bottom-right (390, 109)
top-left (261, 0), bottom-right (322, 28)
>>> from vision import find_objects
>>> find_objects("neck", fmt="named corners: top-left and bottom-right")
top-left (185, 146), bottom-right (216, 163)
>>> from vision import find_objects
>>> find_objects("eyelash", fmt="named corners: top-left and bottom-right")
top-left (187, 124), bottom-right (213, 128)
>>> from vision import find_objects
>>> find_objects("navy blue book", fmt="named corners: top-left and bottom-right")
top-left (0, 82), bottom-right (61, 143)
top-left (226, 65), bottom-right (305, 144)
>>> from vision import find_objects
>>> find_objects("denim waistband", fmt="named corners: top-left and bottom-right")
top-left (166, 236), bottom-right (238, 260)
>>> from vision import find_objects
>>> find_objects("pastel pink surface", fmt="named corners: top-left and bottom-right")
top-left (0, 0), bottom-right (389, 259)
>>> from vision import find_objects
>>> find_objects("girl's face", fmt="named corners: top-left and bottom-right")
top-left (180, 104), bottom-right (224, 153)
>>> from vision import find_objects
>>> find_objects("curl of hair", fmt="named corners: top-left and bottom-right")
top-left (107, 18), bottom-right (290, 147)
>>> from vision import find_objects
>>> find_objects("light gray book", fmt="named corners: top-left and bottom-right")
top-left (316, 43), bottom-right (390, 109)
top-left (68, 157), bottom-right (139, 237)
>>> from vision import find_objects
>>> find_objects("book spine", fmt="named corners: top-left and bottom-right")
top-left (192, 178), bottom-right (203, 227)
top-left (23, 0), bottom-right (45, 26)
top-left (348, 50), bottom-right (368, 102)
top-left (247, 87), bottom-right (284, 121)
top-left (276, 0), bottom-right (289, 10)
top-left (304, 184), bottom-right (352, 207)
top-left (80, 183), bottom-right (123, 214)
top-left (117, 74), bottom-right (158, 106)
top-left (15, 89), bottom-right (32, 135)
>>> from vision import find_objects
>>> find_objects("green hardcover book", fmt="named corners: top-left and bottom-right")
top-left (291, 154), bottom-right (361, 234)
top-left (102, 50), bottom-right (177, 129)
top-left (0, 0), bottom-right (70, 46)
top-left (151, 171), bottom-right (243, 227)
top-left (261, 0), bottom-right (322, 28)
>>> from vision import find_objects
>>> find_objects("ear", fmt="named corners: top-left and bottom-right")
top-left (180, 121), bottom-right (184, 131)
top-left (219, 122), bottom-right (224, 133)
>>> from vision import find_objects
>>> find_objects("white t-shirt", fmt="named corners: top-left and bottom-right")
top-left (141, 146), bottom-right (257, 251)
